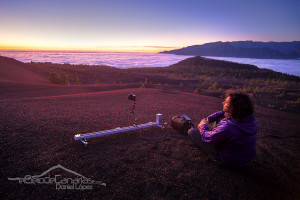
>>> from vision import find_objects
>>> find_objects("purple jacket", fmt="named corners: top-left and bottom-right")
top-left (200, 111), bottom-right (257, 167)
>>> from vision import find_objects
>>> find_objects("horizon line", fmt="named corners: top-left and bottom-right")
top-left (0, 49), bottom-right (164, 53)
top-left (1, 40), bottom-right (299, 53)
top-left (0, 45), bottom-right (179, 53)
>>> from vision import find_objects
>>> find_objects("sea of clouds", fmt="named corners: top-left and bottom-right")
top-left (0, 51), bottom-right (192, 68)
top-left (0, 51), bottom-right (299, 76)
top-left (204, 56), bottom-right (300, 77)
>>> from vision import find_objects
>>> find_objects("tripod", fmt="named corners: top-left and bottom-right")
top-left (130, 101), bottom-right (138, 125)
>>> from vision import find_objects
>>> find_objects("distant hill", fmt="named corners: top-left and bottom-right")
top-left (128, 56), bottom-right (300, 81)
top-left (0, 56), bottom-right (48, 83)
top-left (161, 41), bottom-right (300, 59)
top-left (1, 55), bottom-right (299, 88)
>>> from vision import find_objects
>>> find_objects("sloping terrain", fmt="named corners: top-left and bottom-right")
top-left (1, 54), bottom-right (299, 199)
top-left (1, 87), bottom-right (299, 199)
top-left (0, 56), bottom-right (48, 84)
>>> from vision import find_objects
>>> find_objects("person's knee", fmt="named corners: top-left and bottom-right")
top-left (187, 128), bottom-right (198, 136)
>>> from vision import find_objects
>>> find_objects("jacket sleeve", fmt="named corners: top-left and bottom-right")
top-left (207, 111), bottom-right (225, 123)
top-left (200, 120), bottom-right (231, 144)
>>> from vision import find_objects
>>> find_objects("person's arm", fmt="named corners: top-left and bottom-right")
top-left (197, 111), bottom-right (225, 132)
top-left (207, 111), bottom-right (225, 123)
top-left (199, 120), bottom-right (231, 144)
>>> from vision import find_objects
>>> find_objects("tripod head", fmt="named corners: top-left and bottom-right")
top-left (128, 93), bottom-right (136, 101)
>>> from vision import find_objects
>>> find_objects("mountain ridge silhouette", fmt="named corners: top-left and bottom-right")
top-left (161, 41), bottom-right (300, 59)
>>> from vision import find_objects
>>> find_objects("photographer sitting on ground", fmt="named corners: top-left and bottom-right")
top-left (188, 90), bottom-right (257, 168)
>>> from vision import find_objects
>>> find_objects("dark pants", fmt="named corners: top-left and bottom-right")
top-left (188, 128), bottom-right (223, 162)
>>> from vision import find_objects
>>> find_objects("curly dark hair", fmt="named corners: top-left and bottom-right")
top-left (225, 90), bottom-right (254, 121)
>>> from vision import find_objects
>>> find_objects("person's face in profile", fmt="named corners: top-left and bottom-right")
top-left (222, 97), bottom-right (231, 113)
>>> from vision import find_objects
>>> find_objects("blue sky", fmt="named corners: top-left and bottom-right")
top-left (0, 0), bottom-right (299, 52)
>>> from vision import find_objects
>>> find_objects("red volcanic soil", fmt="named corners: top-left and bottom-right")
top-left (1, 85), bottom-right (300, 200)
top-left (1, 55), bottom-right (299, 199)
top-left (0, 56), bottom-right (48, 84)
top-left (0, 80), bottom-right (140, 99)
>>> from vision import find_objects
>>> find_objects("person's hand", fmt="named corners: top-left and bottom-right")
top-left (198, 118), bottom-right (209, 130)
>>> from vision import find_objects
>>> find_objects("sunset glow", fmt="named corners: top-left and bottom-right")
top-left (0, 0), bottom-right (299, 52)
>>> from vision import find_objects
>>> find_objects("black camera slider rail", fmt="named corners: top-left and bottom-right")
top-left (74, 114), bottom-right (164, 147)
